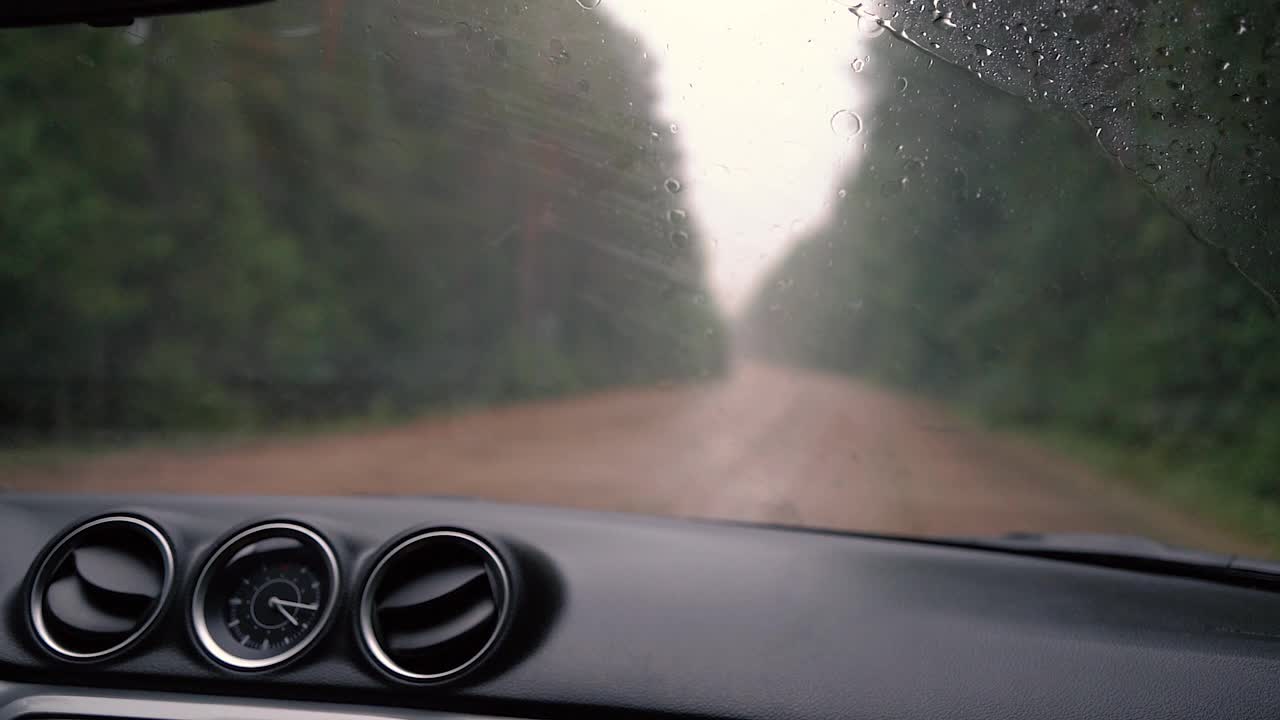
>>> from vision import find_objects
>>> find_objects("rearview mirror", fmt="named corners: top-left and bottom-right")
top-left (1, 0), bottom-right (268, 28)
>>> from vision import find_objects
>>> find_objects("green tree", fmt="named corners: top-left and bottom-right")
top-left (0, 0), bottom-right (726, 440)
top-left (747, 6), bottom-right (1280, 511)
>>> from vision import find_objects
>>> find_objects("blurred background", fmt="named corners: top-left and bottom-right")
top-left (2, 0), bottom-right (1279, 558)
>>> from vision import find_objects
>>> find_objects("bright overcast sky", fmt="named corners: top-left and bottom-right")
top-left (603, 1), bottom-right (868, 312)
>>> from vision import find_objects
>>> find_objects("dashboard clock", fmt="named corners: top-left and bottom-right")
top-left (192, 522), bottom-right (339, 670)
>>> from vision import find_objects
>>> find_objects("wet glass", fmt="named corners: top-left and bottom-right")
top-left (1, 0), bottom-right (1278, 559)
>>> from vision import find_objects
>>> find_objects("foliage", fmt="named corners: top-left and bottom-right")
top-left (746, 10), bottom-right (1280, 538)
top-left (0, 0), bottom-right (726, 440)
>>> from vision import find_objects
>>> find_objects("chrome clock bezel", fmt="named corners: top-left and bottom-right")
top-left (191, 522), bottom-right (339, 671)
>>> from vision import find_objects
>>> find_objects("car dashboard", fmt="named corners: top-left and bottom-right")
top-left (0, 493), bottom-right (1278, 720)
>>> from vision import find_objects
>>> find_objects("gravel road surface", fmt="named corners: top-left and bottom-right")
top-left (1, 363), bottom-right (1257, 555)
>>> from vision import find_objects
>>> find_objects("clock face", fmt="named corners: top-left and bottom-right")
top-left (223, 558), bottom-right (325, 654)
top-left (193, 523), bottom-right (338, 670)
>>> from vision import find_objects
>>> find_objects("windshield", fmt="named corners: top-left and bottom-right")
top-left (2, 0), bottom-right (1278, 559)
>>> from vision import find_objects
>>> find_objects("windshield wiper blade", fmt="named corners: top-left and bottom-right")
top-left (942, 532), bottom-right (1280, 593)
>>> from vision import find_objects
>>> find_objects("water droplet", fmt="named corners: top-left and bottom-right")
top-left (575, 0), bottom-right (602, 7)
top-left (934, 11), bottom-right (956, 28)
top-left (1032, 50), bottom-right (1045, 66)
top-left (649, 130), bottom-right (661, 141)
top-left (668, 208), bottom-right (688, 224)
top-left (975, 44), bottom-right (993, 57)
top-left (829, 109), bottom-right (864, 138)
top-left (669, 122), bottom-right (679, 134)
top-left (1219, 60), bottom-right (1231, 71)
top-left (670, 230), bottom-right (690, 248)
top-left (852, 58), bottom-right (866, 72)
top-left (857, 15), bottom-right (886, 37)
top-left (548, 38), bottom-right (571, 64)
top-left (1236, 17), bottom-right (1249, 35)
top-left (966, 0), bottom-right (978, 9)
top-left (896, 76), bottom-right (909, 92)
top-left (1138, 163), bottom-right (1163, 185)
top-left (837, 188), bottom-right (848, 199)
top-left (881, 177), bottom-right (909, 196)
top-left (576, 78), bottom-right (590, 93)
top-left (664, 177), bottom-right (683, 194)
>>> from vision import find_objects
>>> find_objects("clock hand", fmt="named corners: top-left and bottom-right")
top-left (268, 597), bottom-right (300, 626)
top-left (270, 598), bottom-right (320, 612)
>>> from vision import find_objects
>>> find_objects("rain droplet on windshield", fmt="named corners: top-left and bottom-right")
top-left (852, 58), bottom-right (866, 72)
top-left (664, 177), bottom-right (684, 194)
top-left (829, 109), bottom-right (864, 138)
top-left (976, 44), bottom-right (993, 57)
top-left (668, 208), bottom-right (688, 224)
top-left (896, 76), bottom-right (909, 92)
top-left (575, 0), bottom-right (602, 7)
top-left (669, 230), bottom-right (690, 248)
top-left (934, 10), bottom-right (956, 29)
top-left (857, 14), bottom-right (886, 37)
top-left (881, 177), bottom-right (909, 196)
top-left (548, 38), bottom-right (571, 64)
top-left (669, 122), bottom-right (679, 134)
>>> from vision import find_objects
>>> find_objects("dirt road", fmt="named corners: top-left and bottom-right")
top-left (0, 363), bottom-right (1257, 555)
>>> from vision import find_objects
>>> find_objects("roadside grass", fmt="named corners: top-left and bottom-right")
top-left (0, 412), bottom-right (408, 472)
top-left (0, 376), bottom-right (714, 473)
top-left (1016, 426), bottom-right (1280, 559)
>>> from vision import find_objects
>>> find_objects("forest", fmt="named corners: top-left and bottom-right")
top-left (0, 0), bottom-right (726, 439)
top-left (746, 3), bottom-right (1280, 535)
top-left (5, 0), bottom-right (1280, 542)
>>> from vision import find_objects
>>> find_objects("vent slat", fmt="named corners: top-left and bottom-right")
top-left (384, 596), bottom-right (497, 655)
top-left (44, 574), bottom-right (138, 637)
top-left (73, 544), bottom-right (162, 600)
top-left (378, 565), bottom-right (488, 616)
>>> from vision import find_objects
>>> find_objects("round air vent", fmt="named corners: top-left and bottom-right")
top-left (29, 515), bottom-right (174, 661)
top-left (359, 529), bottom-right (513, 683)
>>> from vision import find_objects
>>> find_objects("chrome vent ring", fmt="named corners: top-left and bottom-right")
top-left (28, 515), bottom-right (174, 661)
top-left (359, 529), bottom-right (513, 684)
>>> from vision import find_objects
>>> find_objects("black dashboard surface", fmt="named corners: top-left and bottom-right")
top-left (2, 494), bottom-right (1279, 720)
